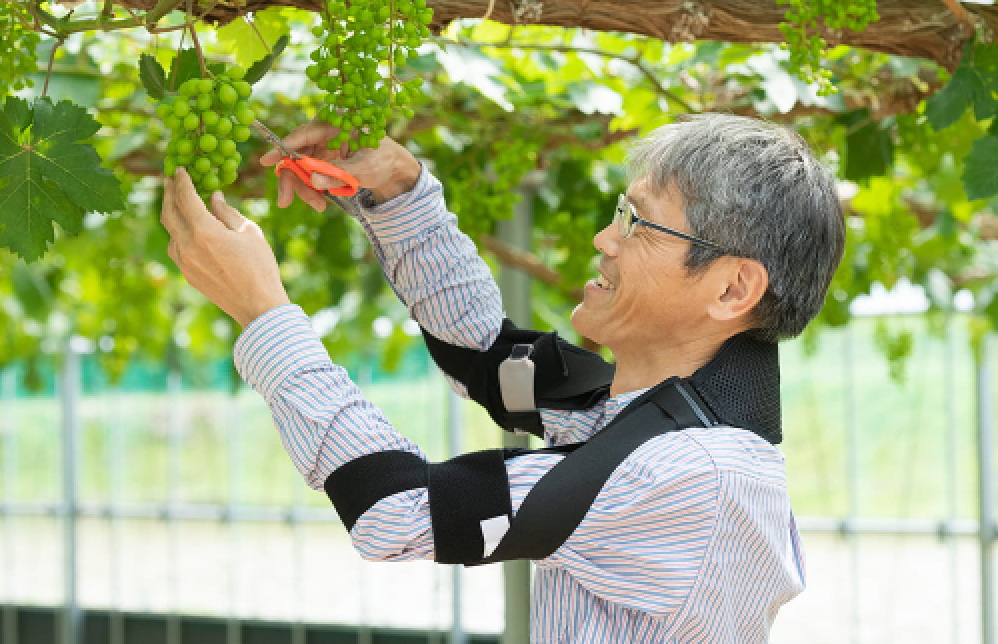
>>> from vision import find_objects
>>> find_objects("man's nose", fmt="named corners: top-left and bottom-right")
top-left (593, 222), bottom-right (619, 257)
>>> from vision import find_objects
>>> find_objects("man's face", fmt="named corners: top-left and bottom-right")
top-left (570, 179), bottom-right (715, 354)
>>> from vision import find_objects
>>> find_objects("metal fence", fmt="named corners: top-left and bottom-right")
top-left (0, 318), bottom-right (996, 644)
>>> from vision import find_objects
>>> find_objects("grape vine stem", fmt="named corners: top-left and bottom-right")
top-left (186, 0), bottom-right (208, 75)
top-left (42, 38), bottom-right (65, 99)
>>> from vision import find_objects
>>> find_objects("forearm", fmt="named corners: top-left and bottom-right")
top-left (351, 165), bottom-right (505, 351)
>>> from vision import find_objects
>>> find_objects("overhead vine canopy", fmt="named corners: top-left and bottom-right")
top-left (1, 0), bottom-right (997, 387)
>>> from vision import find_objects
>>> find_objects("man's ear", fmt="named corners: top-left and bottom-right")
top-left (706, 258), bottom-right (769, 322)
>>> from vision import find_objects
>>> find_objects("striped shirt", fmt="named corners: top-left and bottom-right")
top-left (233, 165), bottom-right (806, 643)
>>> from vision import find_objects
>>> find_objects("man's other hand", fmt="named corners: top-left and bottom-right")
top-left (259, 122), bottom-right (421, 211)
top-left (161, 167), bottom-right (291, 328)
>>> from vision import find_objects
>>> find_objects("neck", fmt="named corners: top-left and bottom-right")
top-left (608, 330), bottom-right (735, 397)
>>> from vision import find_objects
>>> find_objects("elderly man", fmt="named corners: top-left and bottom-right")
top-left (161, 113), bottom-right (844, 643)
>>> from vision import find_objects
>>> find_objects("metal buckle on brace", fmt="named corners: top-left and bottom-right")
top-left (498, 343), bottom-right (536, 413)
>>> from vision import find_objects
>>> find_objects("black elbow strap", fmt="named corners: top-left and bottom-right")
top-left (324, 451), bottom-right (429, 532)
top-left (323, 448), bottom-right (516, 564)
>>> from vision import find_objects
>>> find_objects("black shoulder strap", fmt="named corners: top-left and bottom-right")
top-left (480, 378), bottom-right (716, 564)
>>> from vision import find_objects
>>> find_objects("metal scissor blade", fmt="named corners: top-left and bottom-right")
top-left (252, 120), bottom-right (302, 160)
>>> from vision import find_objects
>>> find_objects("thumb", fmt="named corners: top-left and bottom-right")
top-left (210, 192), bottom-right (247, 231)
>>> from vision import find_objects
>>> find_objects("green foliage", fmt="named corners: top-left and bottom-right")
top-left (0, 3), bottom-right (40, 96)
top-left (925, 43), bottom-right (998, 130)
top-left (0, 3), bottom-right (995, 386)
top-left (840, 109), bottom-right (894, 182)
top-left (0, 97), bottom-right (124, 261)
top-left (962, 136), bottom-right (998, 200)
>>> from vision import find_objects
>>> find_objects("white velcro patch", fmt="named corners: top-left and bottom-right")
top-left (480, 515), bottom-right (511, 559)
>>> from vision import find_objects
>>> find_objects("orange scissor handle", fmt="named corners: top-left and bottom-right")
top-left (275, 155), bottom-right (359, 197)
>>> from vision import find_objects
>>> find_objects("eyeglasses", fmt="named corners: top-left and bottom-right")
top-left (614, 194), bottom-right (732, 255)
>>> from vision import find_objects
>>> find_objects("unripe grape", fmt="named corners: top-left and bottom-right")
top-left (200, 134), bottom-right (218, 152)
top-left (196, 94), bottom-right (213, 111)
top-left (194, 158), bottom-right (212, 175)
top-left (198, 79), bottom-right (214, 94)
top-left (218, 84), bottom-right (239, 106)
top-left (232, 125), bottom-right (252, 142)
top-left (235, 108), bottom-right (256, 126)
top-left (202, 110), bottom-right (219, 127)
top-left (203, 174), bottom-right (221, 192)
top-left (183, 113), bottom-right (200, 131)
top-left (234, 81), bottom-right (252, 99)
top-left (214, 118), bottom-right (233, 137)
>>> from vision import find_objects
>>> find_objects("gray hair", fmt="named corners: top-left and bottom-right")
top-left (627, 113), bottom-right (845, 342)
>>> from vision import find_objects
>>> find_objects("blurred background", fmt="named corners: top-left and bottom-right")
top-left (3, 1), bottom-right (998, 643)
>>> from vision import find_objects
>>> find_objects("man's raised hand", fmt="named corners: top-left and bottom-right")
top-left (259, 122), bottom-right (421, 212)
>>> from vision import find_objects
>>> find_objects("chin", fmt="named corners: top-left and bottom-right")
top-left (570, 303), bottom-right (603, 347)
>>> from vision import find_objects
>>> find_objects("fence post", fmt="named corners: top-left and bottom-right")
top-left (978, 334), bottom-right (995, 644)
top-left (2, 367), bottom-right (19, 644)
top-left (59, 344), bottom-right (83, 644)
top-left (447, 386), bottom-right (469, 644)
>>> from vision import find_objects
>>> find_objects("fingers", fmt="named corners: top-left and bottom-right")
top-left (277, 167), bottom-right (327, 212)
top-left (160, 176), bottom-right (189, 238)
top-left (209, 192), bottom-right (247, 231)
top-left (173, 167), bottom-right (220, 233)
top-left (311, 172), bottom-right (347, 192)
top-left (260, 121), bottom-right (340, 167)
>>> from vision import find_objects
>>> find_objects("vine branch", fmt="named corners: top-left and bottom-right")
top-left (939, 0), bottom-right (975, 35)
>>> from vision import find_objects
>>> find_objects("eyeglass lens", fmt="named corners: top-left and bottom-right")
top-left (616, 197), bottom-right (635, 238)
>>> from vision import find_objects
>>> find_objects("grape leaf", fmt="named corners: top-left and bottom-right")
top-left (841, 109), bottom-right (894, 182)
top-left (961, 135), bottom-right (998, 201)
top-left (139, 53), bottom-right (166, 99)
top-left (245, 34), bottom-right (291, 85)
top-left (0, 97), bottom-right (124, 261)
top-left (925, 66), bottom-right (974, 131)
top-left (217, 9), bottom-right (291, 67)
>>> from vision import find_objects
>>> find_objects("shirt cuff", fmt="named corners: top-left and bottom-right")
top-left (233, 304), bottom-right (331, 401)
top-left (354, 163), bottom-right (448, 244)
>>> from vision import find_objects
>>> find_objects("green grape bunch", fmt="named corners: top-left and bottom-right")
top-left (307, 0), bottom-right (434, 153)
top-left (157, 67), bottom-right (258, 193)
top-left (776, 0), bottom-right (879, 94)
top-left (0, 3), bottom-right (41, 96)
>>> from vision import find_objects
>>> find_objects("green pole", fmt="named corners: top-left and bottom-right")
top-left (496, 175), bottom-right (542, 644)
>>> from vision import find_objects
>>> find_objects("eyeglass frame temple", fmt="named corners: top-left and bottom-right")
top-left (615, 194), bottom-right (733, 256)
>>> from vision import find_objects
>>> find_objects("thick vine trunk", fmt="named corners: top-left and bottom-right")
top-left (120, 0), bottom-right (996, 70)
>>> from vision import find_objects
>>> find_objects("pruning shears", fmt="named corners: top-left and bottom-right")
top-left (251, 120), bottom-right (360, 200)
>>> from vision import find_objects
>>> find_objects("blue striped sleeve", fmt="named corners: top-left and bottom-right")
top-left (350, 164), bottom-right (505, 352)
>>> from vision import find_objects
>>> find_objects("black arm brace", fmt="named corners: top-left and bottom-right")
top-left (420, 319), bottom-right (617, 438)
top-left (324, 321), bottom-right (781, 566)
